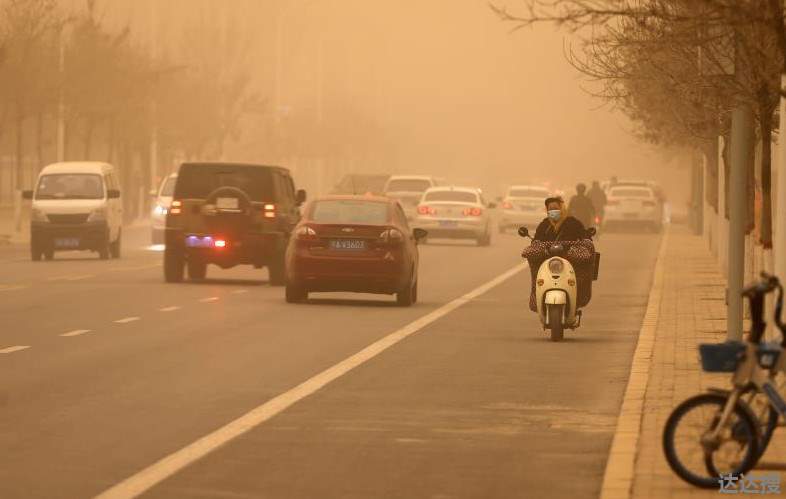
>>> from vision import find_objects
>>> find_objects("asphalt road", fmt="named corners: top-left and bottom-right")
top-left (0, 224), bottom-right (661, 499)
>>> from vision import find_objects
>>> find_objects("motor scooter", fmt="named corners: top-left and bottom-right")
top-left (519, 226), bottom-right (596, 341)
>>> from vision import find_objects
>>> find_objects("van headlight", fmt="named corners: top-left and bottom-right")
top-left (87, 208), bottom-right (107, 222)
top-left (31, 208), bottom-right (48, 222)
top-left (548, 258), bottom-right (564, 274)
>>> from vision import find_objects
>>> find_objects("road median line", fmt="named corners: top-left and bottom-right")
top-left (599, 230), bottom-right (669, 499)
top-left (94, 261), bottom-right (528, 499)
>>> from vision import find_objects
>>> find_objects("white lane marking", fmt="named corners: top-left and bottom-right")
top-left (108, 263), bottom-right (162, 272)
top-left (61, 329), bottom-right (92, 337)
top-left (65, 274), bottom-right (95, 281)
top-left (199, 297), bottom-right (219, 303)
top-left (0, 285), bottom-right (29, 292)
top-left (113, 317), bottom-right (140, 324)
top-left (230, 289), bottom-right (248, 295)
top-left (0, 345), bottom-right (31, 354)
top-left (159, 306), bottom-right (180, 312)
top-left (94, 262), bottom-right (527, 499)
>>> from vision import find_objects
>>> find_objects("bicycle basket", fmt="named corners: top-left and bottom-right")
top-left (698, 342), bottom-right (746, 372)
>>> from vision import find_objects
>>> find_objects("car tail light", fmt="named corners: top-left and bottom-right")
top-left (463, 207), bottom-right (482, 216)
top-left (170, 200), bottom-right (182, 215)
top-left (296, 225), bottom-right (318, 240)
top-left (502, 201), bottom-right (513, 209)
top-left (263, 203), bottom-right (276, 218)
top-left (214, 239), bottom-right (226, 248)
top-left (379, 228), bottom-right (403, 245)
top-left (594, 216), bottom-right (600, 224)
top-left (417, 205), bottom-right (436, 215)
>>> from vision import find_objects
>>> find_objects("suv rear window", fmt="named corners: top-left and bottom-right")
top-left (385, 179), bottom-right (431, 193)
top-left (174, 164), bottom-right (274, 201)
top-left (424, 191), bottom-right (478, 203)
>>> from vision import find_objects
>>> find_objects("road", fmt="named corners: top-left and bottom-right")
top-left (0, 224), bottom-right (661, 499)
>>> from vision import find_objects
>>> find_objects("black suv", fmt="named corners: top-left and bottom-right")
top-left (163, 162), bottom-right (305, 285)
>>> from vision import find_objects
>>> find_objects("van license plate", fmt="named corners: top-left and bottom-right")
top-left (329, 239), bottom-right (365, 250)
top-left (55, 238), bottom-right (79, 248)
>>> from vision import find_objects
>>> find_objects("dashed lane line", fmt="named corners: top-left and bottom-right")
top-left (199, 297), bottom-right (219, 303)
top-left (94, 262), bottom-right (528, 499)
top-left (230, 289), bottom-right (249, 295)
top-left (0, 285), bottom-right (29, 292)
top-left (113, 317), bottom-right (141, 324)
top-left (61, 329), bottom-right (92, 337)
top-left (159, 306), bottom-right (181, 312)
top-left (0, 345), bottom-right (31, 354)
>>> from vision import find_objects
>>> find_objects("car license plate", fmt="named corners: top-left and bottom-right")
top-left (55, 238), bottom-right (79, 248)
top-left (439, 220), bottom-right (458, 227)
top-left (329, 239), bottom-right (365, 250)
top-left (216, 197), bottom-right (239, 210)
top-left (185, 235), bottom-right (214, 248)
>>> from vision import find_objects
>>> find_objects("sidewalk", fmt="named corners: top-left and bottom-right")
top-left (605, 225), bottom-right (785, 498)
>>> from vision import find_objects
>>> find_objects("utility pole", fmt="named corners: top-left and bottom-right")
top-left (776, 74), bottom-right (786, 282)
top-left (149, 0), bottom-right (159, 203)
top-left (57, 27), bottom-right (66, 162)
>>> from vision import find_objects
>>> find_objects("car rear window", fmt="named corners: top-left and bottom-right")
top-left (610, 187), bottom-right (653, 198)
top-left (311, 200), bottom-right (390, 225)
top-left (424, 191), bottom-right (478, 203)
top-left (160, 176), bottom-right (177, 196)
top-left (174, 164), bottom-right (274, 201)
top-left (334, 175), bottom-right (389, 194)
top-left (508, 188), bottom-right (548, 198)
top-left (385, 179), bottom-right (431, 193)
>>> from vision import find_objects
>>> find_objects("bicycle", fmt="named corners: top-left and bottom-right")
top-left (662, 272), bottom-right (786, 488)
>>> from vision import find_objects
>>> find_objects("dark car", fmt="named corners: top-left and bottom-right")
top-left (330, 174), bottom-right (390, 196)
top-left (284, 195), bottom-right (427, 306)
top-left (163, 162), bottom-right (306, 284)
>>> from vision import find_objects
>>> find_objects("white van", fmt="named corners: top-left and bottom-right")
top-left (23, 162), bottom-right (123, 261)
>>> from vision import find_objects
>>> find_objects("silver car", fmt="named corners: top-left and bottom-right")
top-left (603, 185), bottom-right (662, 232)
top-left (498, 185), bottom-right (550, 233)
top-left (150, 173), bottom-right (178, 244)
top-left (383, 175), bottom-right (442, 221)
top-left (413, 186), bottom-right (494, 246)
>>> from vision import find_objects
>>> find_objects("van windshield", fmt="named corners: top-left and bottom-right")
top-left (35, 174), bottom-right (104, 200)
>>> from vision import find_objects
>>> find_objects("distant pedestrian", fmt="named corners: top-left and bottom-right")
top-left (587, 180), bottom-right (607, 225)
top-left (568, 183), bottom-right (596, 228)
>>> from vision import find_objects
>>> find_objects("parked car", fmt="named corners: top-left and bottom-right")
top-left (23, 162), bottom-right (123, 261)
top-left (498, 184), bottom-right (550, 233)
top-left (383, 175), bottom-right (443, 221)
top-left (603, 185), bottom-right (662, 232)
top-left (285, 195), bottom-right (427, 305)
top-left (163, 162), bottom-right (306, 284)
top-left (330, 173), bottom-right (390, 196)
top-left (413, 186), bottom-right (495, 246)
top-left (150, 172), bottom-right (178, 244)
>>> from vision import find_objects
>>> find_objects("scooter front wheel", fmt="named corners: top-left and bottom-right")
top-left (547, 304), bottom-right (564, 342)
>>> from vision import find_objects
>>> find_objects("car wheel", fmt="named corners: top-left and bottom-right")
top-left (268, 251), bottom-right (286, 286)
top-left (477, 231), bottom-right (491, 247)
top-left (110, 230), bottom-right (121, 259)
top-left (187, 258), bottom-right (207, 280)
top-left (151, 229), bottom-right (164, 245)
top-left (164, 245), bottom-right (185, 283)
top-left (44, 247), bottom-right (54, 260)
top-left (397, 277), bottom-right (416, 307)
top-left (285, 282), bottom-right (308, 303)
top-left (498, 225), bottom-right (506, 234)
top-left (31, 240), bottom-right (43, 261)
top-left (98, 234), bottom-right (110, 260)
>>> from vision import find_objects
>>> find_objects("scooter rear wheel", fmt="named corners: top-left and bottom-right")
top-left (548, 304), bottom-right (564, 342)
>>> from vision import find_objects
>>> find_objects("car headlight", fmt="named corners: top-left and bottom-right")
top-left (87, 208), bottom-right (106, 222)
top-left (31, 208), bottom-right (48, 222)
top-left (153, 204), bottom-right (167, 217)
top-left (548, 258), bottom-right (564, 274)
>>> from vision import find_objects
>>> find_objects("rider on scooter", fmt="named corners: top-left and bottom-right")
top-left (522, 196), bottom-right (596, 312)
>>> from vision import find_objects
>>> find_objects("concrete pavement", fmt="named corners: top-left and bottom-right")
top-left (1, 223), bottom-right (661, 498)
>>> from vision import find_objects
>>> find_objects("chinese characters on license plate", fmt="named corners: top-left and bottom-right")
top-left (329, 239), bottom-right (365, 250)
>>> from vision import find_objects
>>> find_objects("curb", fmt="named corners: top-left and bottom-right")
top-left (599, 229), bottom-right (670, 499)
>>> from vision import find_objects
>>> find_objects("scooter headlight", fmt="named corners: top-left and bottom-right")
top-left (548, 258), bottom-right (564, 274)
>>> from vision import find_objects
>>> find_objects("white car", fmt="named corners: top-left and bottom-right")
top-left (498, 184), bottom-right (550, 233)
top-left (383, 175), bottom-right (442, 221)
top-left (413, 186), bottom-right (494, 246)
top-left (23, 161), bottom-right (123, 260)
top-left (604, 185), bottom-right (662, 232)
top-left (151, 172), bottom-right (178, 244)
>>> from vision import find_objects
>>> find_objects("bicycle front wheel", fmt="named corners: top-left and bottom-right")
top-left (662, 393), bottom-right (760, 488)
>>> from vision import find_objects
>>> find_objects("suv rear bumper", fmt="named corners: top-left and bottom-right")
top-left (166, 229), bottom-right (286, 267)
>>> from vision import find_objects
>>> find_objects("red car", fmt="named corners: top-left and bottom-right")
top-left (285, 195), bottom-right (427, 305)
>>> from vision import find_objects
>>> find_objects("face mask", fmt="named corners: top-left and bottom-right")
top-left (547, 209), bottom-right (562, 221)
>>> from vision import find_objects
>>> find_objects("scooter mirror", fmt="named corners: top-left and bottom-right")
top-left (518, 227), bottom-right (529, 238)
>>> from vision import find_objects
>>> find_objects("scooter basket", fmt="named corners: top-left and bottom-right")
top-left (698, 342), bottom-right (746, 372)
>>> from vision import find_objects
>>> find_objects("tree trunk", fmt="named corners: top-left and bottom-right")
top-left (759, 95), bottom-right (775, 248)
top-left (36, 111), bottom-right (44, 175)
top-left (15, 105), bottom-right (24, 190)
top-left (84, 117), bottom-right (94, 159)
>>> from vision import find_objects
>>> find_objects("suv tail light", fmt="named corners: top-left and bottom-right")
top-left (502, 201), bottom-right (513, 209)
top-left (170, 200), bottom-right (182, 215)
top-left (463, 207), bottom-right (482, 216)
top-left (263, 203), bottom-right (276, 218)
top-left (417, 205), bottom-right (436, 215)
